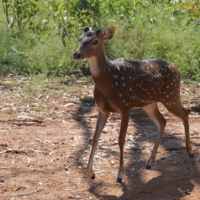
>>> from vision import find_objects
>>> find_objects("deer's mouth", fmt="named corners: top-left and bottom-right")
top-left (73, 52), bottom-right (85, 61)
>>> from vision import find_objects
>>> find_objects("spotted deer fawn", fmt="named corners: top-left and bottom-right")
top-left (73, 26), bottom-right (193, 183)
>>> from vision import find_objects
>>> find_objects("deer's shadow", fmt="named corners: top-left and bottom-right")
top-left (73, 102), bottom-right (199, 200)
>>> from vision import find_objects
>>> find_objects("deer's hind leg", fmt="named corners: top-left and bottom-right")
top-left (117, 111), bottom-right (130, 183)
top-left (143, 102), bottom-right (166, 169)
top-left (163, 102), bottom-right (193, 157)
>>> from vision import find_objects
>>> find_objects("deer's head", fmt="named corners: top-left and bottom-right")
top-left (73, 26), bottom-right (116, 60)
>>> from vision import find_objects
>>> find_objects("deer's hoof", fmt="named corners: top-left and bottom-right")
top-left (146, 165), bottom-right (151, 169)
top-left (116, 178), bottom-right (122, 183)
top-left (189, 154), bottom-right (194, 158)
top-left (90, 174), bottom-right (95, 179)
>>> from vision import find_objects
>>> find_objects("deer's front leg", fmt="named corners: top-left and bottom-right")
top-left (87, 110), bottom-right (110, 179)
top-left (117, 111), bottom-right (130, 183)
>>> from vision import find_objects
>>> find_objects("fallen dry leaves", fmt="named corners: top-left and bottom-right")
top-left (0, 76), bottom-right (200, 199)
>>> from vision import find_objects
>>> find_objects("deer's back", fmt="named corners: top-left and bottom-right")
top-left (94, 58), bottom-right (181, 113)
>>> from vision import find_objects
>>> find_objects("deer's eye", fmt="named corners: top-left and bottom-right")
top-left (91, 40), bottom-right (98, 45)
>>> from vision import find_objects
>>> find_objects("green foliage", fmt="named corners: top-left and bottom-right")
top-left (0, 0), bottom-right (200, 80)
top-left (2, 0), bottom-right (42, 33)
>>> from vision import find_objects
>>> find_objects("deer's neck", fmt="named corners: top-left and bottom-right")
top-left (88, 49), bottom-right (108, 78)
top-left (88, 49), bottom-right (112, 94)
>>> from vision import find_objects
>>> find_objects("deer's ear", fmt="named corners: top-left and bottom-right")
top-left (103, 26), bottom-right (116, 40)
top-left (84, 27), bottom-right (93, 33)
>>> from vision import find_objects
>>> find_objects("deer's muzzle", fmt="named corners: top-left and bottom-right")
top-left (73, 51), bottom-right (85, 60)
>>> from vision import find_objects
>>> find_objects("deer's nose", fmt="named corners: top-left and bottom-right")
top-left (73, 51), bottom-right (85, 60)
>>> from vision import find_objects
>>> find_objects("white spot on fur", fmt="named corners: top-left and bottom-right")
top-left (113, 74), bottom-right (118, 79)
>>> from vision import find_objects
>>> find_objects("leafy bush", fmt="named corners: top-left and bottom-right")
top-left (0, 0), bottom-right (199, 79)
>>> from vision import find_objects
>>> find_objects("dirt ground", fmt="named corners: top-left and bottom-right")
top-left (0, 77), bottom-right (200, 200)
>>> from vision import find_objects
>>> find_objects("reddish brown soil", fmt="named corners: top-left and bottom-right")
top-left (0, 78), bottom-right (200, 200)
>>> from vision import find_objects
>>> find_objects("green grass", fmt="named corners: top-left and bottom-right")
top-left (182, 79), bottom-right (200, 86)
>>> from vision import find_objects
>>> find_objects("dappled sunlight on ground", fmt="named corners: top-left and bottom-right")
top-left (0, 77), bottom-right (200, 199)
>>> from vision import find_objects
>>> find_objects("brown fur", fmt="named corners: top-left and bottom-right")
top-left (73, 26), bottom-right (193, 182)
